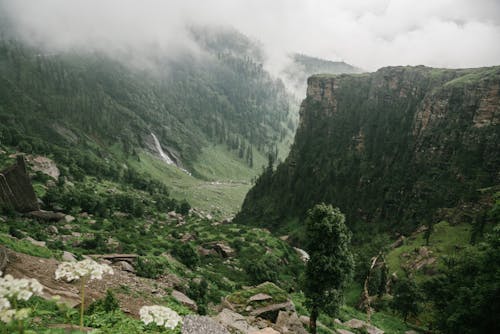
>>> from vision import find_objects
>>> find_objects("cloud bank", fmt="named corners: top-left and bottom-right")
top-left (1, 0), bottom-right (499, 71)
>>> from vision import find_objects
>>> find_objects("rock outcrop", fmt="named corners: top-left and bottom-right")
top-left (237, 65), bottom-right (500, 232)
top-left (0, 155), bottom-right (39, 212)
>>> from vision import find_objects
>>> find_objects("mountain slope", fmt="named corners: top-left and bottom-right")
top-left (236, 65), bottom-right (500, 236)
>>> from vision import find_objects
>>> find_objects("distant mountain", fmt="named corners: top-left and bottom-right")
top-left (0, 26), bottom-right (294, 179)
top-left (236, 65), bottom-right (500, 238)
top-left (282, 53), bottom-right (363, 97)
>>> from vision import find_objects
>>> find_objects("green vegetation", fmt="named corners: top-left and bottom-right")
top-left (303, 204), bottom-right (354, 334)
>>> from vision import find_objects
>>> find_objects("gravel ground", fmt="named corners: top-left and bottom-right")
top-left (182, 315), bottom-right (230, 334)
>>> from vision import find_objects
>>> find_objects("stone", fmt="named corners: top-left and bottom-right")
top-left (337, 330), bottom-right (355, 334)
top-left (62, 251), bottom-right (76, 262)
top-left (250, 328), bottom-right (280, 334)
top-left (216, 308), bottom-right (258, 334)
top-left (299, 315), bottom-right (309, 326)
top-left (405, 331), bottom-right (419, 334)
top-left (293, 247), bottom-right (310, 262)
top-left (275, 310), bottom-right (308, 334)
top-left (27, 155), bottom-right (60, 180)
top-left (47, 225), bottom-right (59, 234)
top-left (250, 301), bottom-right (295, 322)
top-left (28, 210), bottom-right (65, 222)
top-left (249, 293), bottom-right (273, 303)
top-left (344, 319), bottom-right (366, 329)
top-left (0, 156), bottom-right (40, 213)
top-left (172, 290), bottom-right (198, 311)
top-left (182, 315), bottom-right (230, 334)
top-left (390, 235), bottom-right (405, 248)
top-left (168, 211), bottom-right (177, 218)
top-left (64, 215), bottom-right (75, 223)
top-left (212, 243), bottom-right (235, 258)
top-left (25, 237), bottom-right (46, 248)
top-left (181, 233), bottom-right (196, 242)
top-left (117, 260), bottom-right (135, 273)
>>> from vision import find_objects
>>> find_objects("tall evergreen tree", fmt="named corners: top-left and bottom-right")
top-left (303, 203), bottom-right (354, 334)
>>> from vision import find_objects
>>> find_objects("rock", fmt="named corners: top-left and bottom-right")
top-left (418, 246), bottom-right (431, 257)
top-left (279, 235), bottom-right (289, 241)
top-left (198, 247), bottom-right (217, 257)
top-left (117, 261), bottom-right (135, 273)
top-left (405, 331), bottom-right (420, 334)
top-left (275, 310), bottom-right (308, 334)
top-left (64, 215), bottom-right (75, 223)
top-left (293, 247), bottom-right (310, 262)
top-left (212, 243), bottom-right (235, 258)
top-left (28, 210), bottom-right (65, 222)
top-left (249, 293), bottom-right (273, 303)
top-left (299, 315), bottom-right (309, 326)
top-left (337, 330), bottom-right (355, 334)
top-left (250, 301), bottom-right (295, 322)
top-left (168, 211), bottom-right (177, 218)
top-left (172, 290), bottom-right (198, 311)
top-left (334, 319), bottom-right (342, 325)
top-left (216, 309), bottom-right (258, 334)
top-left (62, 251), bottom-right (76, 262)
top-left (222, 217), bottom-right (233, 224)
top-left (344, 319), bottom-right (366, 329)
top-left (47, 225), bottom-right (59, 234)
top-left (181, 233), bottom-right (196, 242)
top-left (27, 155), bottom-right (60, 180)
top-left (343, 319), bottom-right (384, 334)
top-left (206, 214), bottom-right (213, 220)
top-left (182, 315), bottom-right (230, 334)
top-left (25, 237), bottom-right (46, 248)
top-left (251, 328), bottom-right (280, 334)
top-left (0, 156), bottom-right (40, 213)
top-left (390, 235), bottom-right (406, 249)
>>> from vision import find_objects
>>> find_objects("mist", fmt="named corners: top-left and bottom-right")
top-left (1, 0), bottom-right (499, 73)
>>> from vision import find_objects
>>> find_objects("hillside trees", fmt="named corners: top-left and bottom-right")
top-left (303, 203), bottom-right (354, 334)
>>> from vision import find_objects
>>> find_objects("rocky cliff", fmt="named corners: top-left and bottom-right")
top-left (0, 155), bottom-right (39, 212)
top-left (236, 66), bottom-right (500, 235)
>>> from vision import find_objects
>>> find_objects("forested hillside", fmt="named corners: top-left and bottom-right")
top-left (0, 25), bottom-right (293, 179)
top-left (237, 66), bottom-right (500, 237)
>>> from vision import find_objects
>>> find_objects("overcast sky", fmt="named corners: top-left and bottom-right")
top-left (1, 0), bottom-right (499, 71)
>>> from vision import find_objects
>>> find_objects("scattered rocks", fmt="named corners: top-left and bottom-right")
top-left (182, 315), bottom-right (230, 334)
top-left (343, 319), bottom-right (384, 334)
top-left (47, 225), bottom-right (59, 235)
top-left (172, 290), bottom-right (198, 311)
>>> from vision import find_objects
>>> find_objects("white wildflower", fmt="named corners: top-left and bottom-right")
top-left (139, 305), bottom-right (182, 329)
top-left (55, 259), bottom-right (114, 282)
top-left (0, 297), bottom-right (10, 312)
top-left (0, 274), bottom-right (43, 301)
top-left (14, 308), bottom-right (30, 320)
top-left (0, 309), bottom-right (15, 323)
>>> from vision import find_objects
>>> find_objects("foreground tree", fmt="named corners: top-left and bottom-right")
top-left (303, 203), bottom-right (354, 334)
top-left (391, 276), bottom-right (422, 322)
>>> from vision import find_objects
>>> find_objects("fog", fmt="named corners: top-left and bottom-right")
top-left (1, 0), bottom-right (499, 72)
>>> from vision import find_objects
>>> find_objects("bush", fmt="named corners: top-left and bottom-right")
top-left (135, 256), bottom-right (168, 279)
top-left (172, 243), bottom-right (200, 269)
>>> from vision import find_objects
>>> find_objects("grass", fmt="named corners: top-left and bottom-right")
top-left (129, 151), bottom-right (252, 218)
top-left (386, 221), bottom-right (471, 281)
top-left (0, 233), bottom-right (56, 258)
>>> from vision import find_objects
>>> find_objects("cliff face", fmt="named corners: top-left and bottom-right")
top-left (236, 66), bottom-right (500, 233)
top-left (0, 155), bottom-right (39, 212)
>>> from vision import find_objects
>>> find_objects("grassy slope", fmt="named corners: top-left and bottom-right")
top-left (386, 221), bottom-right (471, 280)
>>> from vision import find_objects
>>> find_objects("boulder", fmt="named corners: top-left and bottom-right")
top-left (47, 225), bottom-right (59, 234)
top-left (182, 315), bottom-right (230, 334)
top-left (25, 237), bottom-right (46, 248)
top-left (64, 215), bottom-right (75, 223)
top-left (390, 235), bottom-right (406, 248)
top-left (337, 330), bottom-right (355, 334)
top-left (216, 308), bottom-right (258, 334)
top-left (299, 315), bottom-right (309, 326)
top-left (212, 243), bottom-right (235, 258)
top-left (293, 247), bottom-right (310, 262)
top-left (275, 310), bottom-right (308, 334)
top-left (172, 290), bottom-right (198, 311)
top-left (343, 319), bottom-right (384, 334)
top-left (62, 251), bottom-right (76, 262)
top-left (28, 210), bottom-right (65, 222)
top-left (251, 328), bottom-right (280, 334)
top-left (250, 301), bottom-right (295, 322)
top-left (117, 260), bottom-right (135, 273)
top-left (249, 293), bottom-right (273, 303)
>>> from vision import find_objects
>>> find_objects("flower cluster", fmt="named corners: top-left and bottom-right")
top-left (0, 271), bottom-right (43, 323)
top-left (139, 305), bottom-right (182, 329)
top-left (55, 259), bottom-right (114, 282)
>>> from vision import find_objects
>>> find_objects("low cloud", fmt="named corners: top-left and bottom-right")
top-left (1, 0), bottom-right (499, 71)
